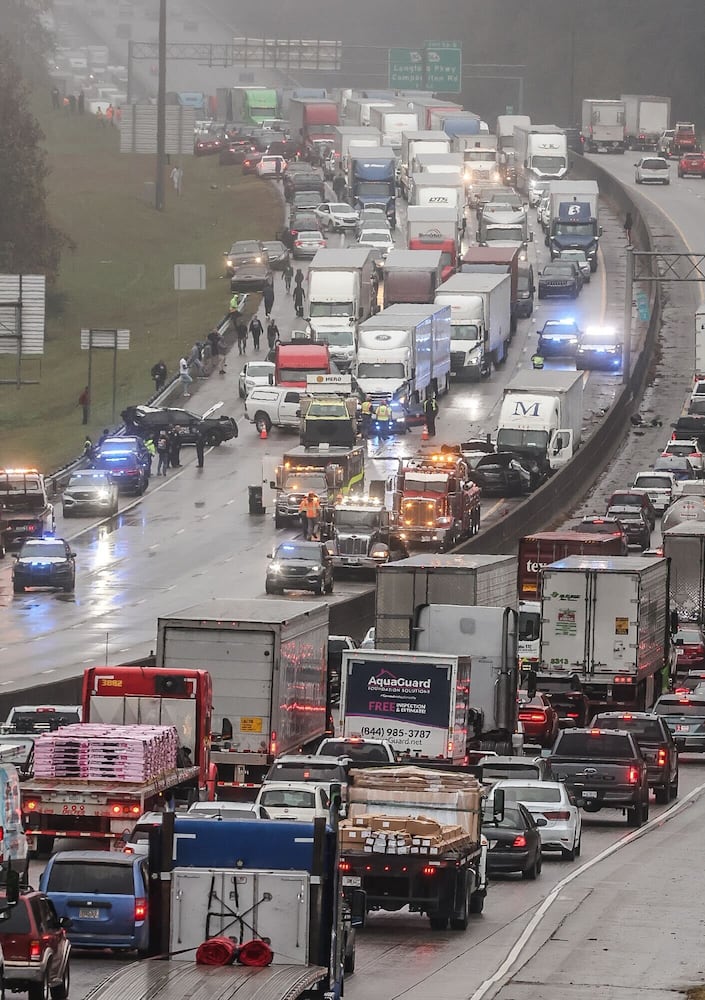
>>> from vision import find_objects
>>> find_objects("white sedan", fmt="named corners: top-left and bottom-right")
top-left (238, 360), bottom-right (275, 399)
top-left (493, 779), bottom-right (582, 860)
top-left (257, 155), bottom-right (287, 177)
top-left (313, 202), bottom-right (360, 231)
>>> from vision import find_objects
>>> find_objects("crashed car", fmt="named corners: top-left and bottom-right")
top-left (469, 451), bottom-right (541, 496)
top-left (121, 403), bottom-right (238, 445)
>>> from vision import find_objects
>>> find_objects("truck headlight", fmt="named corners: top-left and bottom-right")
top-left (270, 562), bottom-right (281, 573)
top-left (469, 356), bottom-right (480, 365)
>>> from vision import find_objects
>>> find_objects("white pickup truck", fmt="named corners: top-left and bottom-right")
top-left (244, 385), bottom-right (301, 433)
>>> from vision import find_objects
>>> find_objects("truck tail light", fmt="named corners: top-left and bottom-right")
top-left (134, 898), bottom-right (147, 921)
top-left (422, 866), bottom-right (437, 876)
top-left (512, 835), bottom-right (527, 848)
top-left (24, 798), bottom-right (40, 811)
top-left (339, 860), bottom-right (351, 872)
top-left (657, 749), bottom-right (667, 767)
top-left (109, 802), bottom-right (142, 816)
top-left (270, 731), bottom-right (277, 756)
top-left (29, 940), bottom-right (42, 961)
top-left (627, 766), bottom-right (640, 785)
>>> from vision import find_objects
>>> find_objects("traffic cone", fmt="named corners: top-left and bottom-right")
top-left (260, 426), bottom-right (268, 440)
top-left (421, 425), bottom-right (429, 441)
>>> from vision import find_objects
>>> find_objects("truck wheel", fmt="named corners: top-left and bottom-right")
top-left (428, 915), bottom-right (449, 931)
top-left (469, 891), bottom-right (485, 914)
top-left (343, 943), bottom-right (355, 974)
top-left (254, 412), bottom-right (272, 434)
top-left (50, 965), bottom-right (69, 1000)
top-left (522, 856), bottom-right (539, 880)
top-left (626, 802), bottom-right (644, 827)
top-left (654, 785), bottom-right (669, 805)
top-left (669, 774), bottom-right (679, 800)
top-left (28, 973), bottom-right (49, 1000)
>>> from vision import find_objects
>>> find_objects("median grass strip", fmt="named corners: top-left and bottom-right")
top-left (0, 104), bottom-right (282, 470)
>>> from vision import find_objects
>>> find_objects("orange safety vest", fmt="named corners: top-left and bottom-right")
top-left (299, 497), bottom-right (320, 518)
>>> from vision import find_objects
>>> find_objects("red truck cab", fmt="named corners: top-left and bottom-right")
top-left (408, 237), bottom-right (457, 282)
top-left (275, 343), bottom-right (330, 388)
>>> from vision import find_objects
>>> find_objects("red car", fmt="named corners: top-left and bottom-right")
top-left (675, 626), bottom-right (705, 671)
top-left (678, 152), bottom-right (705, 178)
top-left (517, 692), bottom-right (560, 747)
top-left (0, 890), bottom-right (71, 1000)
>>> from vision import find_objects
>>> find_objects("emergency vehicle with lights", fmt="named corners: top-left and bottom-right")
top-left (394, 453), bottom-right (481, 551)
top-left (20, 666), bottom-right (211, 853)
top-left (273, 444), bottom-right (365, 528)
top-left (156, 600), bottom-right (330, 797)
top-left (299, 375), bottom-right (359, 449)
top-left (0, 469), bottom-right (55, 556)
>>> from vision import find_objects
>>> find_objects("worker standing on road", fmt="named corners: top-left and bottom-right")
top-left (360, 398), bottom-right (373, 437)
top-left (156, 433), bottom-right (170, 476)
top-left (283, 261), bottom-right (294, 293)
top-left (151, 359), bottom-right (167, 393)
top-left (424, 395), bottom-right (438, 437)
top-left (299, 492), bottom-right (321, 540)
top-left (145, 436), bottom-right (156, 473)
top-left (168, 425), bottom-right (183, 468)
top-left (194, 427), bottom-right (206, 469)
top-left (293, 282), bottom-right (306, 318)
top-left (249, 315), bottom-right (263, 352)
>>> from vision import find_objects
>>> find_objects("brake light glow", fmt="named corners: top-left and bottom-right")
top-left (614, 676), bottom-right (633, 685)
top-left (29, 940), bottom-right (41, 961)
top-left (512, 835), bottom-right (527, 848)
top-left (339, 860), bottom-right (351, 872)
top-left (134, 898), bottom-right (147, 921)
top-left (627, 766), bottom-right (640, 785)
top-left (422, 866), bottom-right (437, 876)
top-left (657, 749), bottom-right (667, 767)
top-left (270, 731), bottom-right (277, 756)
top-left (519, 711), bottom-right (547, 723)
top-left (566, 712), bottom-right (579, 719)
top-left (24, 799), bottom-right (40, 811)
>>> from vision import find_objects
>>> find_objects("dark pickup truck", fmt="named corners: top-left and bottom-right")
top-left (590, 712), bottom-right (679, 804)
top-left (0, 469), bottom-right (55, 555)
top-left (546, 728), bottom-right (650, 827)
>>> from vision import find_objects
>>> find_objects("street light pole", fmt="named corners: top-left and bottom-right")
top-left (155, 0), bottom-right (167, 211)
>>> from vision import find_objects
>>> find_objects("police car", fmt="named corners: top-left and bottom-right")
top-left (12, 537), bottom-right (76, 594)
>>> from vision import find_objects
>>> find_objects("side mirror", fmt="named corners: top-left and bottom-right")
top-left (540, 748), bottom-right (552, 758)
top-left (4, 867), bottom-right (19, 906)
top-left (535, 816), bottom-right (548, 827)
top-left (670, 609), bottom-right (680, 634)
top-left (544, 236), bottom-right (549, 248)
top-left (599, 226), bottom-right (603, 236)
top-left (266, 552), bottom-right (273, 559)
top-left (350, 888), bottom-right (367, 928)
top-left (60, 916), bottom-right (72, 930)
top-left (69, 550), bottom-right (76, 558)
top-left (492, 788), bottom-right (505, 823)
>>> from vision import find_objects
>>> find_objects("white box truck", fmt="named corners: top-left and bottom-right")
top-left (409, 173), bottom-right (466, 231)
top-left (307, 247), bottom-right (378, 372)
top-left (387, 303), bottom-right (452, 397)
top-left (621, 95), bottom-right (670, 150)
top-left (369, 107), bottom-right (419, 150)
top-left (355, 309), bottom-right (432, 403)
top-left (581, 99), bottom-right (626, 153)
top-left (333, 125), bottom-right (382, 173)
top-left (156, 600), bottom-right (329, 789)
top-left (663, 521), bottom-right (705, 625)
top-left (400, 130), bottom-right (451, 198)
top-left (496, 370), bottom-right (583, 472)
top-left (514, 125), bottom-right (568, 196)
top-left (434, 272), bottom-right (511, 379)
top-left (539, 555), bottom-right (673, 710)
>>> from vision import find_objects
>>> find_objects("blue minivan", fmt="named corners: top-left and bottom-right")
top-left (39, 852), bottom-right (149, 953)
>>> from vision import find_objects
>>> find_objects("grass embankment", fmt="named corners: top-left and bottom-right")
top-left (0, 103), bottom-right (282, 470)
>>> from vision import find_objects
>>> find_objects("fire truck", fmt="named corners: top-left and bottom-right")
top-left (393, 453), bottom-right (481, 551)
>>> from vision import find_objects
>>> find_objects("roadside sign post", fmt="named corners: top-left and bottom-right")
top-left (80, 328), bottom-right (130, 423)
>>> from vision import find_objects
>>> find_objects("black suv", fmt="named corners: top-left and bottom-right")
top-left (605, 506), bottom-right (651, 548)
top-left (590, 712), bottom-right (679, 804)
top-left (13, 538), bottom-right (76, 594)
top-left (266, 541), bottom-right (334, 595)
top-left (0, 890), bottom-right (71, 1000)
top-left (122, 404), bottom-right (238, 446)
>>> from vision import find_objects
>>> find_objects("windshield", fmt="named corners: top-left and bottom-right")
top-left (320, 741), bottom-right (390, 761)
top-left (482, 765), bottom-right (540, 781)
top-left (518, 609), bottom-right (540, 642)
top-left (655, 700), bottom-right (705, 718)
top-left (20, 542), bottom-right (67, 559)
top-left (309, 402), bottom-right (346, 417)
top-left (440, 251), bottom-right (454, 268)
top-left (337, 510), bottom-right (379, 531)
top-left (356, 182), bottom-right (390, 196)
top-left (555, 732), bottom-right (634, 757)
top-left (634, 476), bottom-right (671, 489)
top-left (401, 497), bottom-right (441, 527)
top-left (279, 367), bottom-right (329, 382)
top-left (517, 275), bottom-right (531, 292)
top-left (309, 301), bottom-right (354, 318)
top-left (555, 223), bottom-right (594, 236)
top-left (315, 330), bottom-right (354, 346)
top-left (496, 429), bottom-right (549, 453)
top-left (594, 718), bottom-right (663, 740)
top-left (546, 264), bottom-right (576, 276)
top-left (260, 788), bottom-right (316, 808)
top-left (643, 160), bottom-right (668, 170)
top-left (483, 806), bottom-right (525, 829)
top-left (451, 323), bottom-right (481, 343)
top-left (47, 861), bottom-right (135, 894)
top-left (465, 150), bottom-right (496, 162)
top-left (500, 786), bottom-right (561, 804)
top-left (284, 473), bottom-right (326, 491)
top-left (268, 763), bottom-right (340, 781)
top-left (274, 543), bottom-right (319, 561)
top-left (246, 364), bottom-right (273, 378)
top-left (357, 362), bottom-right (405, 379)
top-left (532, 155), bottom-right (566, 173)
top-left (486, 227), bottom-right (524, 242)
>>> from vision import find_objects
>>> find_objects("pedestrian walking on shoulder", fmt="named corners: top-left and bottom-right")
top-left (188, 341), bottom-right (207, 377)
top-left (267, 319), bottom-right (279, 351)
top-left (263, 282), bottom-right (275, 320)
top-left (105, 103), bottom-right (114, 125)
top-left (168, 426), bottom-right (182, 467)
top-left (170, 164), bottom-right (183, 195)
top-left (194, 427), bottom-right (206, 469)
top-left (249, 315), bottom-right (263, 352)
top-left (208, 328), bottom-right (227, 373)
top-left (179, 356), bottom-right (193, 397)
top-left (332, 170), bottom-right (347, 201)
top-left (283, 261), bottom-right (293, 293)
top-left (236, 318), bottom-right (248, 355)
top-left (624, 212), bottom-right (633, 245)
top-left (292, 282), bottom-right (306, 318)
top-left (78, 385), bottom-right (90, 425)
top-left (294, 268), bottom-right (304, 288)
top-left (424, 394), bottom-right (438, 437)
top-left (51, 86), bottom-right (60, 110)
top-left (78, 90), bottom-right (85, 114)
top-left (68, 93), bottom-right (76, 114)
top-left (156, 433), bottom-right (170, 476)
top-left (151, 359), bottom-right (167, 393)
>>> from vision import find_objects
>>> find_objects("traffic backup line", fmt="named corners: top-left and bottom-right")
top-left (469, 778), bottom-right (705, 1000)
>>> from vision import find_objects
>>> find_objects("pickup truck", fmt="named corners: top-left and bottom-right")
top-left (590, 712), bottom-right (679, 804)
top-left (547, 728), bottom-right (649, 827)
top-left (0, 469), bottom-right (55, 555)
top-left (243, 385), bottom-right (301, 433)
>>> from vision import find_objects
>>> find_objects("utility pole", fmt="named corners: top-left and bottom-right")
top-left (155, 0), bottom-right (167, 211)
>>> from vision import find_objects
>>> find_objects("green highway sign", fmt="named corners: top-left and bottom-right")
top-left (389, 48), bottom-right (424, 89)
top-left (388, 42), bottom-right (462, 93)
top-left (424, 41), bottom-right (462, 92)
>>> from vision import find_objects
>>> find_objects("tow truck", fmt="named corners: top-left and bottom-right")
top-left (273, 444), bottom-right (366, 528)
top-left (325, 494), bottom-right (407, 571)
top-left (0, 469), bottom-right (55, 556)
top-left (393, 452), bottom-right (481, 551)
top-left (670, 122), bottom-right (698, 157)
top-left (300, 374), bottom-right (359, 448)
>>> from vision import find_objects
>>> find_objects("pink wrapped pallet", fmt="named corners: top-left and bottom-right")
top-left (33, 724), bottom-right (179, 782)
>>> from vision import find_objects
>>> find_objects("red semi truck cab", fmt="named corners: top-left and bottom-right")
top-left (408, 237), bottom-right (457, 281)
top-left (275, 343), bottom-right (331, 388)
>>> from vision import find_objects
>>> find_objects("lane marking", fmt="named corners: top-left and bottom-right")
top-left (469, 778), bottom-right (705, 1000)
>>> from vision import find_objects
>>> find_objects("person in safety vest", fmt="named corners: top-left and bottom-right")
top-left (299, 492), bottom-right (321, 540)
